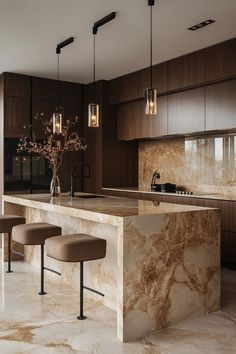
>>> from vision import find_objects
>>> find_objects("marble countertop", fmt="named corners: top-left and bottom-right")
top-left (3, 193), bottom-right (212, 223)
top-left (102, 187), bottom-right (236, 202)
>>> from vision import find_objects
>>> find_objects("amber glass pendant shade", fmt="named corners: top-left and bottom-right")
top-left (88, 103), bottom-right (99, 128)
top-left (145, 88), bottom-right (157, 115)
top-left (53, 113), bottom-right (63, 134)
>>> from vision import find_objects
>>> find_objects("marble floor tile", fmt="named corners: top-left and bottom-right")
top-left (0, 261), bottom-right (235, 354)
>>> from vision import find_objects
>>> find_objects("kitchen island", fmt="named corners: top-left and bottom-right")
top-left (2, 193), bottom-right (221, 342)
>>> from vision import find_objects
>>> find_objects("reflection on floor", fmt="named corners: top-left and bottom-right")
top-left (0, 261), bottom-right (235, 354)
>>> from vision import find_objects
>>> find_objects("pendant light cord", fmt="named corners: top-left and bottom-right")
top-left (93, 34), bottom-right (96, 103)
top-left (150, 4), bottom-right (153, 87)
top-left (57, 53), bottom-right (60, 109)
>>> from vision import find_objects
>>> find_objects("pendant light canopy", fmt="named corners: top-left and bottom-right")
top-left (88, 12), bottom-right (116, 128)
top-left (145, 0), bottom-right (157, 116)
top-left (53, 37), bottom-right (74, 134)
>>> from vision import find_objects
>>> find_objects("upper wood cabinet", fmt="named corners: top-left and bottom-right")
top-left (31, 99), bottom-right (56, 139)
top-left (108, 63), bottom-right (167, 105)
top-left (205, 40), bottom-right (234, 82)
top-left (32, 77), bottom-right (57, 101)
top-left (117, 100), bottom-right (150, 140)
top-left (4, 97), bottom-right (31, 137)
top-left (59, 81), bottom-right (82, 114)
top-left (167, 49), bottom-right (206, 91)
top-left (206, 79), bottom-right (236, 131)
top-left (4, 73), bottom-right (31, 98)
top-left (168, 87), bottom-right (205, 135)
top-left (232, 38), bottom-right (236, 76)
top-left (117, 96), bottom-right (167, 140)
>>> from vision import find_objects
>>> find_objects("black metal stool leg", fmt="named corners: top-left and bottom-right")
top-left (38, 244), bottom-right (47, 295)
top-left (78, 261), bottom-right (86, 320)
top-left (6, 233), bottom-right (13, 273)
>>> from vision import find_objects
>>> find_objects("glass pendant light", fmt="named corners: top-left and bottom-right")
top-left (53, 37), bottom-right (74, 134)
top-left (53, 49), bottom-right (63, 134)
top-left (88, 12), bottom-right (116, 128)
top-left (53, 112), bottom-right (63, 134)
top-left (145, 0), bottom-right (157, 116)
top-left (88, 34), bottom-right (99, 128)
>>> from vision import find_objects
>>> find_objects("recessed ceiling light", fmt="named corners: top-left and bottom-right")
top-left (188, 19), bottom-right (215, 31)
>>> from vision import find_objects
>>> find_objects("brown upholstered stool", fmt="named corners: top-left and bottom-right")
top-left (45, 234), bottom-right (106, 320)
top-left (12, 222), bottom-right (62, 295)
top-left (0, 215), bottom-right (25, 273)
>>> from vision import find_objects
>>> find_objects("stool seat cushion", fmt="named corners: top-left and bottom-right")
top-left (0, 215), bottom-right (25, 233)
top-left (45, 234), bottom-right (106, 262)
top-left (12, 222), bottom-right (62, 245)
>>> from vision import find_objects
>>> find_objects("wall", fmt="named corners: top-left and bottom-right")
top-left (139, 134), bottom-right (236, 196)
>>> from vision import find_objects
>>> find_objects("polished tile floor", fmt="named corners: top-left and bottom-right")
top-left (0, 261), bottom-right (235, 354)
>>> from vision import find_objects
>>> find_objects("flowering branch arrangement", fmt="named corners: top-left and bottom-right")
top-left (18, 114), bottom-right (87, 178)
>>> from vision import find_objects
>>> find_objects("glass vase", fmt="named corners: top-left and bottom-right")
top-left (50, 175), bottom-right (61, 197)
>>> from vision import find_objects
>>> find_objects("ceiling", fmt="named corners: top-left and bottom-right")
top-left (0, 0), bottom-right (236, 84)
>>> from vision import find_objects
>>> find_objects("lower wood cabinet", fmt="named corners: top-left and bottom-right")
top-left (221, 231), bottom-right (236, 265)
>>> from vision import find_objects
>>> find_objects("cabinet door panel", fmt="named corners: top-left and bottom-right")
top-left (167, 50), bottom-right (205, 91)
top-left (4, 73), bottom-right (31, 98)
top-left (168, 87), bottom-right (205, 135)
top-left (109, 63), bottom-right (167, 105)
top-left (221, 230), bottom-right (236, 264)
top-left (150, 96), bottom-right (167, 137)
top-left (117, 97), bottom-right (167, 140)
top-left (232, 39), bottom-right (236, 76)
top-left (117, 100), bottom-right (150, 140)
top-left (205, 40), bottom-right (233, 82)
top-left (206, 80), bottom-right (236, 130)
top-left (5, 97), bottom-right (30, 137)
top-left (32, 77), bottom-right (57, 100)
top-left (32, 99), bottom-right (56, 139)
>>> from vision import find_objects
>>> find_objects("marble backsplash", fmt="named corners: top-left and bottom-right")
top-left (139, 134), bottom-right (236, 196)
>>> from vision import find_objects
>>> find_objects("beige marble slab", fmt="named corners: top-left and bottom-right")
top-left (2, 193), bottom-right (221, 342)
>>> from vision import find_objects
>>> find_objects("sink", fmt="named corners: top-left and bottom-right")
top-left (77, 195), bottom-right (106, 199)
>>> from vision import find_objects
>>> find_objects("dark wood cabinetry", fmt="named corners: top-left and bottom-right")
top-left (1, 72), bottom-right (84, 194)
top-left (117, 96), bottom-right (167, 140)
top-left (83, 81), bottom-right (138, 194)
top-left (167, 50), bottom-right (205, 91)
top-left (205, 40), bottom-right (234, 82)
top-left (32, 77), bottom-right (57, 101)
top-left (4, 73), bottom-right (31, 98)
top-left (110, 38), bottom-right (236, 141)
top-left (206, 79), bottom-right (236, 131)
top-left (108, 62), bottom-right (167, 105)
top-left (5, 97), bottom-right (31, 137)
top-left (167, 87), bottom-right (205, 135)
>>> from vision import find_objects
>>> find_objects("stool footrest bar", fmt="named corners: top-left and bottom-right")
top-left (83, 285), bottom-right (104, 297)
top-left (12, 250), bottom-right (24, 257)
top-left (44, 266), bottom-right (61, 276)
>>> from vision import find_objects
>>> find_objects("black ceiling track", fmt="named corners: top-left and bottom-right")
top-left (93, 12), bottom-right (116, 35)
top-left (148, 0), bottom-right (155, 6)
top-left (56, 37), bottom-right (74, 54)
